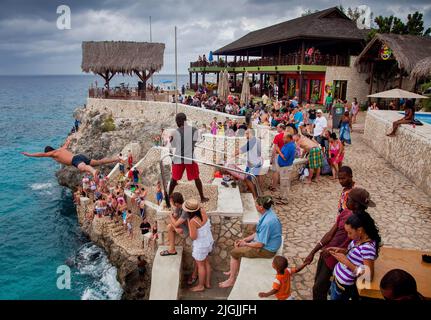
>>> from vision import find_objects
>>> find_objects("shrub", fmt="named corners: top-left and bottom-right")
top-left (101, 116), bottom-right (115, 132)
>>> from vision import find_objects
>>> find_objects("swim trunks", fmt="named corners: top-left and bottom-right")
top-left (72, 154), bottom-right (91, 168)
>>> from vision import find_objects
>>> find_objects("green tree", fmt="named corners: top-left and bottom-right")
top-left (368, 11), bottom-right (430, 41)
top-left (406, 12), bottom-right (431, 36)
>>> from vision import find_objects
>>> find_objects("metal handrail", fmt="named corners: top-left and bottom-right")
top-left (159, 153), bottom-right (262, 203)
top-left (194, 144), bottom-right (247, 162)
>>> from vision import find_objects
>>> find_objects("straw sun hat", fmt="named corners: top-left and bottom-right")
top-left (182, 199), bottom-right (201, 213)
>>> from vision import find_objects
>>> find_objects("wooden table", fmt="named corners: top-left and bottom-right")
top-left (357, 247), bottom-right (431, 299)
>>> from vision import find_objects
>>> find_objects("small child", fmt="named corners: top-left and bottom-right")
top-left (156, 181), bottom-right (163, 206)
top-left (217, 122), bottom-right (225, 136)
top-left (210, 117), bottom-right (218, 135)
top-left (126, 210), bottom-right (133, 239)
top-left (128, 150), bottom-right (133, 168)
top-left (151, 221), bottom-right (158, 241)
top-left (258, 256), bottom-right (305, 300)
top-left (119, 153), bottom-right (126, 174)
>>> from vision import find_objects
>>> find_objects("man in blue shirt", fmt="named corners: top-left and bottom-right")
top-left (219, 196), bottom-right (282, 288)
top-left (290, 96), bottom-right (299, 108)
top-left (293, 108), bottom-right (304, 129)
top-left (277, 134), bottom-right (295, 204)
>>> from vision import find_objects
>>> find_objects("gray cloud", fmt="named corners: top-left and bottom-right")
top-left (0, 0), bottom-right (429, 75)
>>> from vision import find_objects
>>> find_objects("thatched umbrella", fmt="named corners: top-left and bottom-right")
top-left (217, 70), bottom-right (226, 99)
top-left (411, 57), bottom-right (431, 80)
top-left (240, 72), bottom-right (251, 105)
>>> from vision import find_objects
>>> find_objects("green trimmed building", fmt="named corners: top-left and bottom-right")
top-left (188, 7), bottom-right (369, 104)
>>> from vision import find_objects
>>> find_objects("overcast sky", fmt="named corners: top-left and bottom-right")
top-left (0, 0), bottom-right (430, 75)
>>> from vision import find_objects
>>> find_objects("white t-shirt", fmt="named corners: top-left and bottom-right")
top-left (313, 116), bottom-right (327, 137)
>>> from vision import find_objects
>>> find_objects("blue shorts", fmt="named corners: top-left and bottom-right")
top-left (156, 192), bottom-right (163, 202)
top-left (245, 165), bottom-right (262, 181)
top-left (72, 154), bottom-right (91, 168)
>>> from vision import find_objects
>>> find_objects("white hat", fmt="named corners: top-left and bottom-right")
top-left (317, 109), bottom-right (323, 114)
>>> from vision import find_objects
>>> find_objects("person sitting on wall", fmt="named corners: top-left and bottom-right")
top-left (387, 99), bottom-right (415, 137)
top-left (219, 196), bottom-right (282, 288)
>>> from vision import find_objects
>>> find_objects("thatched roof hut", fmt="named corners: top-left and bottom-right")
top-left (355, 34), bottom-right (431, 75)
top-left (82, 41), bottom-right (165, 74)
top-left (411, 57), bottom-right (431, 79)
top-left (214, 7), bottom-right (367, 56)
top-left (82, 41), bottom-right (165, 90)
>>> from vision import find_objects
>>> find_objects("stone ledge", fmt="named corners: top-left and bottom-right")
top-left (227, 238), bottom-right (284, 300)
top-left (149, 246), bottom-right (183, 300)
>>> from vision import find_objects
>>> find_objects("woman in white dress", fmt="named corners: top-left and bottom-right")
top-left (184, 199), bottom-right (214, 292)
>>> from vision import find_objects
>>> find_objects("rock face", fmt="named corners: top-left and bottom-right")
top-left (77, 198), bottom-right (156, 300)
top-left (56, 106), bottom-right (172, 190)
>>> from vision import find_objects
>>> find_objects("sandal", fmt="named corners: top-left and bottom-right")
top-left (187, 275), bottom-right (198, 286)
top-left (160, 250), bottom-right (177, 256)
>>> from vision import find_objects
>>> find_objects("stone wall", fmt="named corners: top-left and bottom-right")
top-left (363, 111), bottom-right (431, 196)
top-left (86, 98), bottom-right (245, 127)
top-left (156, 213), bottom-right (244, 272)
top-left (325, 56), bottom-right (369, 105)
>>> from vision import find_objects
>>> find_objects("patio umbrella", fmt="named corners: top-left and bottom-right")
top-left (240, 72), bottom-right (251, 105)
top-left (218, 70), bottom-right (230, 102)
top-left (217, 70), bottom-right (226, 100)
top-left (368, 88), bottom-right (429, 99)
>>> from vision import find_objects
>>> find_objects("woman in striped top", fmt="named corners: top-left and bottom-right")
top-left (328, 211), bottom-right (381, 301)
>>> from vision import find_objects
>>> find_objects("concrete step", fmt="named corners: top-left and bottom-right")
top-left (178, 270), bottom-right (232, 300)
top-left (212, 178), bottom-right (243, 216)
top-left (241, 193), bottom-right (259, 225)
top-left (149, 246), bottom-right (183, 300)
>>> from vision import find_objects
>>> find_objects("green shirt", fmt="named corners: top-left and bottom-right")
top-left (325, 96), bottom-right (333, 105)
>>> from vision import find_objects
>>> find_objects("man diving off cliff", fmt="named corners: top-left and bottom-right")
top-left (21, 137), bottom-right (119, 182)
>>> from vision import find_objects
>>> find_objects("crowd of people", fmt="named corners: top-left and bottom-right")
top-left (44, 93), bottom-right (425, 300)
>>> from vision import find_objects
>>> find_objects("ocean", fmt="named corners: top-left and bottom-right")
top-left (0, 74), bottom-right (190, 300)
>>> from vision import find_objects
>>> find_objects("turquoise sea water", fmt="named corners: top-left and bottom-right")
top-left (0, 74), bottom-right (189, 300)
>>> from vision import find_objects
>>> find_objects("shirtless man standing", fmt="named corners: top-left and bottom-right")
top-left (293, 133), bottom-right (323, 184)
top-left (21, 137), bottom-right (118, 182)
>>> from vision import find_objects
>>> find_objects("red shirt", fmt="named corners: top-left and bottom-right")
top-left (322, 209), bottom-right (353, 270)
top-left (273, 132), bottom-right (285, 150)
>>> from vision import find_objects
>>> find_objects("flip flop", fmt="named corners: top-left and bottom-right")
top-left (160, 250), bottom-right (177, 256)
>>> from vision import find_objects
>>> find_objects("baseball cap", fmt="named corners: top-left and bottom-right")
top-left (317, 109), bottom-right (323, 114)
top-left (348, 188), bottom-right (376, 208)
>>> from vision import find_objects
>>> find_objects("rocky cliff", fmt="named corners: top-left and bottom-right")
top-left (56, 105), bottom-right (172, 190)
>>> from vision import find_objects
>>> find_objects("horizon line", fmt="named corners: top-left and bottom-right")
top-left (0, 73), bottom-right (190, 76)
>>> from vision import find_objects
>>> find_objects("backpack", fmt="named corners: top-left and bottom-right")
top-left (321, 152), bottom-right (332, 175)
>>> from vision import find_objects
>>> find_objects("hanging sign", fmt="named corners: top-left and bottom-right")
top-left (325, 82), bottom-right (332, 94)
top-left (379, 44), bottom-right (392, 60)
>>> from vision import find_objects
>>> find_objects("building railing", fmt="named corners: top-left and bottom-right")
top-left (159, 153), bottom-right (262, 208)
top-left (88, 87), bottom-right (175, 102)
top-left (190, 53), bottom-right (349, 68)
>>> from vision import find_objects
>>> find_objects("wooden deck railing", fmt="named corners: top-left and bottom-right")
top-left (190, 53), bottom-right (349, 68)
